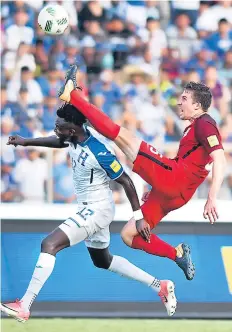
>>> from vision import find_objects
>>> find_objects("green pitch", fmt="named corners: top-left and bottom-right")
top-left (2, 319), bottom-right (232, 332)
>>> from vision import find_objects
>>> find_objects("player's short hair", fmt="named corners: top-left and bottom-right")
top-left (184, 81), bottom-right (212, 111)
top-left (57, 103), bottom-right (87, 126)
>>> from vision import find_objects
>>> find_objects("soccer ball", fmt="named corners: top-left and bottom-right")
top-left (38, 4), bottom-right (69, 35)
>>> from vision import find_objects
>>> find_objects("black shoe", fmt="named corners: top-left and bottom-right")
top-left (175, 243), bottom-right (195, 280)
top-left (58, 64), bottom-right (79, 102)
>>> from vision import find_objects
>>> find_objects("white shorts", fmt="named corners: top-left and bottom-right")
top-left (59, 200), bottom-right (115, 249)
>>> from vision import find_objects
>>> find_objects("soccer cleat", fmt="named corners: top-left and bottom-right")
top-left (175, 243), bottom-right (195, 280)
top-left (158, 280), bottom-right (177, 316)
top-left (58, 64), bottom-right (81, 102)
top-left (0, 299), bottom-right (30, 323)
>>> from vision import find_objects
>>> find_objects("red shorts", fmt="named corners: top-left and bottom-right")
top-left (133, 141), bottom-right (188, 229)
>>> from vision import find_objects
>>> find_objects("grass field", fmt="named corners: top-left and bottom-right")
top-left (1, 319), bottom-right (232, 332)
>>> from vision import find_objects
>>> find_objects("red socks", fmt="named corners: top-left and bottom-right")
top-left (132, 234), bottom-right (176, 261)
top-left (70, 90), bottom-right (120, 141)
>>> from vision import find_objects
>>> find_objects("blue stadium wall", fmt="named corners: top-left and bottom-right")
top-left (1, 220), bottom-right (232, 318)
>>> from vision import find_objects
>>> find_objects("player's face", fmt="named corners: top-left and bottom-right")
top-left (177, 90), bottom-right (197, 120)
top-left (54, 118), bottom-right (75, 141)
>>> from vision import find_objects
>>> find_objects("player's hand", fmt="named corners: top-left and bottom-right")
top-left (203, 197), bottom-right (219, 224)
top-left (142, 191), bottom-right (151, 202)
top-left (7, 135), bottom-right (26, 147)
top-left (136, 219), bottom-right (151, 242)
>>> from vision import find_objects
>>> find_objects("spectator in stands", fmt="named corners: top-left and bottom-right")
top-left (37, 65), bottom-right (63, 98)
top-left (53, 154), bottom-right (76, 204)
top-left (1, 86), bottom-right (17, 118)
top-left (162, 48), bottom-right (182, 80)
top-left (16, 118), bottom-right (41, 138)
top-left (41, 95), bottom-right (59, 133)
top-left (166, 12), bottom-right (198, 60)
top-left (33, 23), bottom-right (54, 54)
top-left (170, 0), bottom-right (200, 26)
top-left (196, 0), bottom-right (232, 32)
top-left (1, 161), bottom-right (18, 203)
top-left (105, 15), bottom-right (131, 69)
top-left (7, 66), bottom-right (43, 104)
top-left (1, 116), bottom-right (16, 165)
top-left (123, 68), bottom-right (150, 101)
top-left (91, 69), bottom-right (122, 119)
top-left (183, 45), bottom-right (215, 80)
top-left (138, 16), bottom-right (167, 71)
top-left (83, 19), bottom-right (106, 46)
top-left (81, 36), bottom-right (103, 75)
top-left (13, 86), bottom-right (38, 125)
top-left (204, 66), bottom-right (231, 118)
top-left (13, 149), bottom-right (48, 203)
top-left (132, 89), bottom-right (166, 149)
top-left (78, 0), bottom-right (107, 33)
top-left (34, 39), bottom-right (49, 74)
top-left (8, 0), bottom-right (35, 28)
top-left (107, 0), bottom-right (127, 21)
top-left (58, 36), bottom-right (85, 72)
top-left (127, 34), bottom-right (146, 66)
top-left (218, 49), bottom-right (232, 88)
top-left (5, 9), bottom-right (34, 51)
top-left (157, 69), bottom-right (176, 105)
top-left (221, 114), bottom-right (232, 142)
top-left (3, 42), bottom-right (36, 80)
top-left (204, 19), bottom-right (232, 59)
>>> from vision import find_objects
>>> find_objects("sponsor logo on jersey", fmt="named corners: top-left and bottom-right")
top-left (207, 135), bottom-right (219, 147)
top-left (98, 152), bottom-right (107, 156)
top-left (110, 160), bottom-right (121, 173)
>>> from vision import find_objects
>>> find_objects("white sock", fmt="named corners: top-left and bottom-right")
top-left (21, 253), bottom-right (56, 310)
top-left (108, 255), bottom-right (161, 292)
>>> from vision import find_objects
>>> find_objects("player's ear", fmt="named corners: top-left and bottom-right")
top-left (195, 102), bottom-right (201, 110)
top-left (69, 129), bottom-right (75, 136)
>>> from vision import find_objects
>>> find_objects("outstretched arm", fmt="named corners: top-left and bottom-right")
top-left (115, 172), bottom-right (150, 242)
top-left (204, 149), bottom-right (226, 224)
top-left (7, 135), bottom-right (68, 149)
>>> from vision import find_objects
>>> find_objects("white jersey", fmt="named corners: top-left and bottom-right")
top-left (67, 127), bottom-right (123, 203)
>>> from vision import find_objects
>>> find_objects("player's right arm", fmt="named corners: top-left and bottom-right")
top-left (7, 135), bottom-right (69, 149)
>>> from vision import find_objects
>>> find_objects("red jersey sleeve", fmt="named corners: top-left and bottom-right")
top-left (195, 115), bottom-right (223, 154)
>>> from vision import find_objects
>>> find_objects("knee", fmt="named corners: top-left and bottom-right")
top-left (121, 227), bottom-right (133, 247)
top-left (41, 237), bottom-right (58, 255)
top-left (89, 248), bottom-right (113, 270)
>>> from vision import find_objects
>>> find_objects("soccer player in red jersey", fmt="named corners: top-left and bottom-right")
top-left (59, 65), bottom-right (226, 280)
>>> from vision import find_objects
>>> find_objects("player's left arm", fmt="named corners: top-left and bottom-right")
top-left (115, 172), bottom-right (150, 242)
top-left (195, 118), bottom-right (226, 224)
top-left (204, 149), bottom-right (226, 224)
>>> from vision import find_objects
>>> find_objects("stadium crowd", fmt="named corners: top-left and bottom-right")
top-left (1, 0), bottom-right (232, 203)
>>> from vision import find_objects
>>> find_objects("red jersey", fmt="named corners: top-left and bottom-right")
top-left (175, 114), bottom-right (223, 197)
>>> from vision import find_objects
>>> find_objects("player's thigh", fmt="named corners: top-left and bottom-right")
top-left (85, 226), bottom-right (110, 249)
top-left (84, 200), bottom-right (115, 249)
top-left (59, 201), bottom-right (114, 246)
top-left (141, 191), bottom-right (167, 229)
top-left (133, 141), bottom-right (177, 194)
top-left (115, 127), bottom-right (142, 162)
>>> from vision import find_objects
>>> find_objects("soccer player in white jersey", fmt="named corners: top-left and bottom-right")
top-left (1, 104), bottom-right (177, 322)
